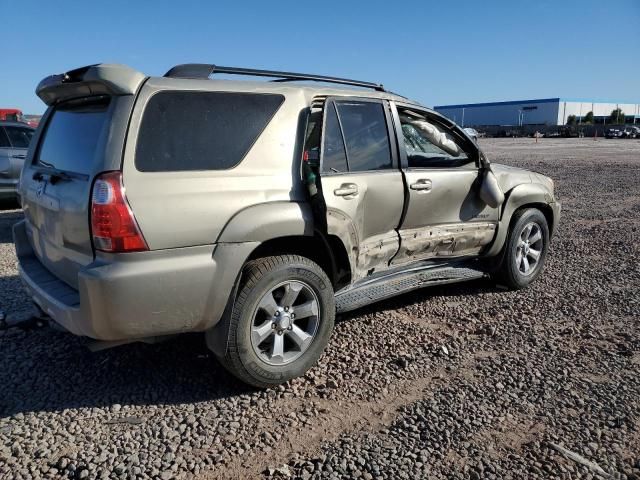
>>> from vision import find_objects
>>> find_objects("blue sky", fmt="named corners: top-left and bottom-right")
top-left (2, 0), bottom-right (639, 114)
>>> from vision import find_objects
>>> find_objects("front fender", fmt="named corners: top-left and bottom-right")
top-left (484, 183), bottom-right (557, 257)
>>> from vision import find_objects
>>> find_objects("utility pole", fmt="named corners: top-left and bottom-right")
top-left (579, 103), bottom-right (582, 125)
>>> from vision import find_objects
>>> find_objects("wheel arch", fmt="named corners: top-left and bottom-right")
top-left (246, 233), bottom-right (352, 291)
top-left (216, 201), bottom-right (315, 243)
top-left (485, 184), bottom-right (557, 257)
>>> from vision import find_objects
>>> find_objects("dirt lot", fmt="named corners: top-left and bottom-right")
top-left (1, 138), bottom-right (639, 480)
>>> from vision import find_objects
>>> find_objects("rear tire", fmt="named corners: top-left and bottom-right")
top-left (495, 208), bottom-right (549, 290)
top-left (214, 255), bottom-right (335, 388)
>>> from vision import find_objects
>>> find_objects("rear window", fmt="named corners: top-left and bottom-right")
top-left (0, 128), bottom-right (9, 148)
top-left (36, 99), bottom-right (110, 175)
top-left (5, 126), bottom-right (34, 149)
top-left (334, 101), bottom-right (392, 172)
top-left (135, 91), bottom-right (284, 172)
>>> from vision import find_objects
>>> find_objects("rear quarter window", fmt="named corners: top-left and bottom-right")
top-left (135, 91), bottom-right (284, 172)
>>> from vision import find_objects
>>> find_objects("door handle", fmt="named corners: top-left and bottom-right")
top-left (410, 179), bottom-right (432, 191)
top-left (334, 183), bottom-right (358, 197)
top-left (11, 154), bottom-right (26, 159)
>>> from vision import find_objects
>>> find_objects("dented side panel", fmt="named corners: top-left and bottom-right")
top-left (393, 222), bottom-right (497, 265)
top-left (321, 172), bottom-right (404, 281)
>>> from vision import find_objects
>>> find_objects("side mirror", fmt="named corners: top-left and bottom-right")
top-left (479, 169), bottom-right (505, 208)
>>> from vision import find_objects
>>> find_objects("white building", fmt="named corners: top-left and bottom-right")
top-left (434, 98), bottom-right (640, 127)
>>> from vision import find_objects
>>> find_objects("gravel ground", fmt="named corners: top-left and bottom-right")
top-left (0, 138), bottom-right (639, 479)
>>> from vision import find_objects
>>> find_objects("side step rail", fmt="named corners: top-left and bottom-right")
top-left (335, 265), bottom-right (486, 313)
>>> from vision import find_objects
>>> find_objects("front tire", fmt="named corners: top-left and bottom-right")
top-left (495, 208), bottom-right (550, 289)
top-left (214, 255), bottom-right (335, 388)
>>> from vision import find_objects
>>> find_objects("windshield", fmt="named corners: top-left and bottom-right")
top-left (36, 99), bottom-right (110, 175)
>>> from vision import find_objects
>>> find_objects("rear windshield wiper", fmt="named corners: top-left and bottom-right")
top-left (33, 162), bottom-right (88, 183)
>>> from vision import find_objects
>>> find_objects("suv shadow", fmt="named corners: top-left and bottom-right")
top-left (0, 277), bottom-right (502, 418)
top-left (0, 330), bottom-right (253, 417)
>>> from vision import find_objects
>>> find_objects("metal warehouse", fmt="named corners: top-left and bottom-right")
top-left (434, 98), bottom-right (640, 127)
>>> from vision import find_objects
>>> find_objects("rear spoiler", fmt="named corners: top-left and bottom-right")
top-left (36, 64), bottom-right (147, 106)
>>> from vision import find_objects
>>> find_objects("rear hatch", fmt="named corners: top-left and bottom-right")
top-left (20, 64), bottom-right (145, 289)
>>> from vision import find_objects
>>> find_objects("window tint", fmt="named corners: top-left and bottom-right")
top-left (136, 91), bottom-right (284, 172)
top-left (321, 103), bottom-right (348, 173)
top-left (400, 115), bottom-right (468, 168)
top-left (5, 126), bottom-right (34, 149)
top-left (335, 102), bottom-right (391, 171)
top-left (0, 128), bottom-right (9, 148)
top-left (36, 100), bottom-right (110, 174)
top-left (303, 111), bottom-right (321, 155)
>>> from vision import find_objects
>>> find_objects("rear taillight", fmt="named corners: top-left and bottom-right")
top-left (91, 171), bottom-right (148, 253)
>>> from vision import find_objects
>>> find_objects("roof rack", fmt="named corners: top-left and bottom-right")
top-left (163, 64), bottom-right (385, 92)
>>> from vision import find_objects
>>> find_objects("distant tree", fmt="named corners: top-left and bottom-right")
top-left (566, 115), bottom-right (577, 125)
top-left (609, 108), bottom-right (625, 125)
top-left (583, 111), bottom-right (594, 124)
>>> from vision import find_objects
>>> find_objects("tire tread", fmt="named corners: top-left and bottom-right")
top-left (495, 208), bottom-right (549, 290)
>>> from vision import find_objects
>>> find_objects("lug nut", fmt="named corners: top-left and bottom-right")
top-left (288, 326), bottom-right (293, 330)
top-left (271, 323), bottom-right (276, 329)
top-left (290, 314), bottom-right (295, 319)
top-left (275, 311), bottom-right (280, 316)
top-left (277, 330), bottom-right (283, 335)
top-left (284, 307), bottom-right (289, 312)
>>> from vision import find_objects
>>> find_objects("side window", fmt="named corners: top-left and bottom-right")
top-left (136, 91), bottom-right (284, 172)
top-left (335, 101), bottom-right (392, 171)
top-left (0, 128), bottom-right (10, 148)
top-left (5, 127), bottom-right (34, 149)
top-left (399, 112), bottom-right (469, 168)
top-left (321, 103), bottom-right (348, 173)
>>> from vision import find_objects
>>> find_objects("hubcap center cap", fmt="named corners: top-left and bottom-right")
top-left (277, 314), bottom-right (291, 330)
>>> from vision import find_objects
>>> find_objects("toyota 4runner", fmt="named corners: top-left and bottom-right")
top-left (14, 63), bottom-right (560, 387)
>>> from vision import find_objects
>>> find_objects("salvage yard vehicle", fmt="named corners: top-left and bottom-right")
top-left (0, 121), bottom-right (34, 200)
top-left (621, 127), bottom-right (639, 139)
top-left (463, 127), bottom-right (479, 142)
top-left (606, 128), bottom-right (623, 139)
top-left (14, 64), bottom-right (560, 387)
top-left (0, 108), bottom-right (25, 122)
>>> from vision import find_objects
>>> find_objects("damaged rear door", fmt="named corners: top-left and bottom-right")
top-left (309, 97), bottom-right (404, 280)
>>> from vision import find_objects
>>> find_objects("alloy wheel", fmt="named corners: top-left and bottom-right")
top-left (515, 222), bottom-right (544, 276)
top-left (250, 280), bottom-right (320, 366)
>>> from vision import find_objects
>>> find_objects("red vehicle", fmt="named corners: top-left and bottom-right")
top-left (0, 108), bottom-right (24, 123)
top-left (0, 109), bottom-right (40, 128)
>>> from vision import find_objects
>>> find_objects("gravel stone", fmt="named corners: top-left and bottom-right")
top-left (1, 139), bottom-right (639, 479)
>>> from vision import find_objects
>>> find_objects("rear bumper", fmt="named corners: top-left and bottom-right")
top-left (14, 220), bottom-right (257, 341)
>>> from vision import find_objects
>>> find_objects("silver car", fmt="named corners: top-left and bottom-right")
top-left (14, 64), bottom-right (560, 387)
top-left (463, 127), bottom-right (479, 142)
top-left (0, 121), bottom-right (34, 200)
